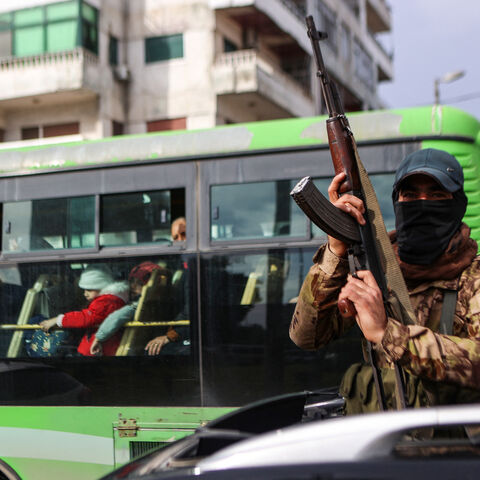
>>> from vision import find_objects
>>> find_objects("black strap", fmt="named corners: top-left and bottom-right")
top-left (439, 290), bottom-right (458, 335)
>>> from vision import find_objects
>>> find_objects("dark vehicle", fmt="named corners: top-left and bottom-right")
top-left (100, 388), bottom-right (344, 479)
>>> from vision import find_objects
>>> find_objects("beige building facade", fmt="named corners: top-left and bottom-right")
top-left (0, 0), bottom-right (392, 144)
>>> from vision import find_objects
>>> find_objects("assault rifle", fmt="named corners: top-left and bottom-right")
top-left (291, 16), bottom-right (408, 411)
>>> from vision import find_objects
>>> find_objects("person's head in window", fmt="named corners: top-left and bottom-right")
top-left (79, 267), bottom-right (114, 302)
top-left (171, 217), bottom-right (186, 242)
top-left (128, 261), bottom-right (161, 297)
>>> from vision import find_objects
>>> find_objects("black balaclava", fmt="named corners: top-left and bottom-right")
top-left (393, 191), bottom-right (467, 264)
top-left (392, 149), bottom-right (467, 265)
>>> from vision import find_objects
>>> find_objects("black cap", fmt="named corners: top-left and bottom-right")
top-left (393, 148), bottom-right (464, 193)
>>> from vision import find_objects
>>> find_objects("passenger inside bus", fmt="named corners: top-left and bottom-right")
top-left (144, 217), bottom-right (190, 355)
top-left (90, 219), bottom-right (189, 356)
top-left (38, 267), bottom-right (128, 356)
top-left (89, 261), bottom-right (180, 356)
top-left (171, 216), bottom-right (186, 242)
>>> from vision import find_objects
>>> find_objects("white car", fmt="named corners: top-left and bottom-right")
top-left (198, 403), bottom-right (480, 472)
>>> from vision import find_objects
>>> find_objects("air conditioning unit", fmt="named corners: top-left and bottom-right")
top-left (114, 64), bottom-right (131, 82)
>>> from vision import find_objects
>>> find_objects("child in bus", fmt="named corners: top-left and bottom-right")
top-left (39, 266), bottom-right (129, 356)
top-left (89, 261), bottom-right (180, 356)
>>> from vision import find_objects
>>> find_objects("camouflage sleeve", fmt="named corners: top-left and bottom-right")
top-left (381, 267), bottom-right (480, 389)
top-left (289, 244), bottom-right (354, 351)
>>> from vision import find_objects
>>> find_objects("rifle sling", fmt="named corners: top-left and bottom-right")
top-left (354, 152), bottom-right (416, 326)
top-left (439, 289), bottom-right (458, 335)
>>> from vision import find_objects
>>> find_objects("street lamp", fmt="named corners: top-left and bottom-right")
top-left (434, 70), bottom-right (465, 105)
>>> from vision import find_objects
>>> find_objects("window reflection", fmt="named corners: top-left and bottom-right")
top-left (201, 249), bottom-right (363, 405)
top-left (0, 255), bottom-right (192, 359)
top-left (312, 173), bottom-right (395, 238)
top-left (211, 180), bottom-right (306, 241)
top-left (3, 196), bottom-right (95, 252)
top-left (100, 189), bottom-right (184, 247)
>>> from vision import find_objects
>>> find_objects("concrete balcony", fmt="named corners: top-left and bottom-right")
top-left (213, 49), bottom-right (314, 118)
top-left (0, 48), bottom-right (101, 109)
top-left (211, 0), bottom-right (310, 55)
top-left (366, 0), bottom-right (391, 33)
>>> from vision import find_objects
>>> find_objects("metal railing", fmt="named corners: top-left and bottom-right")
top-left (215, 49), bottom-right (310, 94)
top-left (0, 47), bottom-right (98, 70)
top-left (0, 320), bottom-right (190, 331)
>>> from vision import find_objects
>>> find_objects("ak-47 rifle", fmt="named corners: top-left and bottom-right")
top-left (291, 16), bottom-right (410, 411)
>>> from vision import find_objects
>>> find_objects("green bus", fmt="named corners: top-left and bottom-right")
top-left (0, 105), bottom-right (479, 480)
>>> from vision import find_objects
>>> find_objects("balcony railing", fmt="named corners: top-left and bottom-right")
top-left (215, 49), bottom-right (310, 90)
top-left (0, 47), bottom-right (98, 71)
top-left (0, 47), bottom-right (101, 103)
top-left (216, 49), bottom-right (309, 92)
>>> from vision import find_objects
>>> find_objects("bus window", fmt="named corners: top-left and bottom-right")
top-left (201, 248), bottom-right (363, 405)
top-left (0, 255), bottom-right (192, 361)
top-left (3, 196), bottom-right (95, 252)
top-left (100, 188), bottom-right (185, 247)
top-left (210, 180), bottom-right (306, 241)
top-left (312, 173), bottom-right (396, 238)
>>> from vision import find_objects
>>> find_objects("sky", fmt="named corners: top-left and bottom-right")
top-left (378, 1), bottom-right (480, 120)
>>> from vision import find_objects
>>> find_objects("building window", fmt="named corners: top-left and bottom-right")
top-left (0, 13), bottom-right (12, 58)
top-left (0, 1), bottom-right (99, 59)
top-left (21, 122), bottom-right (79, 140)
top-left (353, 38), bottom-right (374, 90)
top-left (340, 23), bottom-right (351, 61)
top-left (21, 127), bottom-right (40, 140)
top-left (145, 34), bottom-right (183, 63)
top-left (147, 118), bottom-right (186, 133)
top-left (43, 122), bottom-right (79, 138)
top-left (109, 35), bottom-right (118, 65)
top-left (316, 2), bottom-right (337, 53)
top-left (112, 121), bottom-right (124, 136)
top-left (81, 1), bottom-right (98, 54)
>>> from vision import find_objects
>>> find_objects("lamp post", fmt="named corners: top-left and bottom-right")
top-left (434, 70), bottom-right (465, 106)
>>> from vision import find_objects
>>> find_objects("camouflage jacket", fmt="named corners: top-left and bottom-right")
top-left (290, 244), bottom-right (480, 392)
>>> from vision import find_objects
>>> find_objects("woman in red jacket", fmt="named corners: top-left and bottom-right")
top-left (40, 267), bottom-right (129, 356)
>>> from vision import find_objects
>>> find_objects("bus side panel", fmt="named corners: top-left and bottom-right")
top-left (0, 406), bottom-right (232, 479)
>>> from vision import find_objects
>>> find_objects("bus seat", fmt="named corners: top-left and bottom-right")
top-left (172, 268), bottom-right (184, 286)
top-left (115, 268), bottom-right (172, 356)
top-left (7, 274), bottom-right (51, 358)
top-left (239, 257), bottom-right (290, 306)
top-left (240, 262), bottom-right (266, 306)
top-left (240, 272), bottom-right (261, 305)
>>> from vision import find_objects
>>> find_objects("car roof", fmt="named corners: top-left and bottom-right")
top-left (197, 403), bottom-right (480, 472)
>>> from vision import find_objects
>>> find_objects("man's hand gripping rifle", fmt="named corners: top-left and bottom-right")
top-left (291, 16), bottom-right (410, 411)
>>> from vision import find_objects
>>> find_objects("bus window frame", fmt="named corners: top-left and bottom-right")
top-left (0, 161), bottom-right (196, 259)
top-left (199, 141), bottom-right (422, 251)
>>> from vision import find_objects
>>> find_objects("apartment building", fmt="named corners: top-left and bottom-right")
top-left (0, 0), bottom-right (392, 144)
